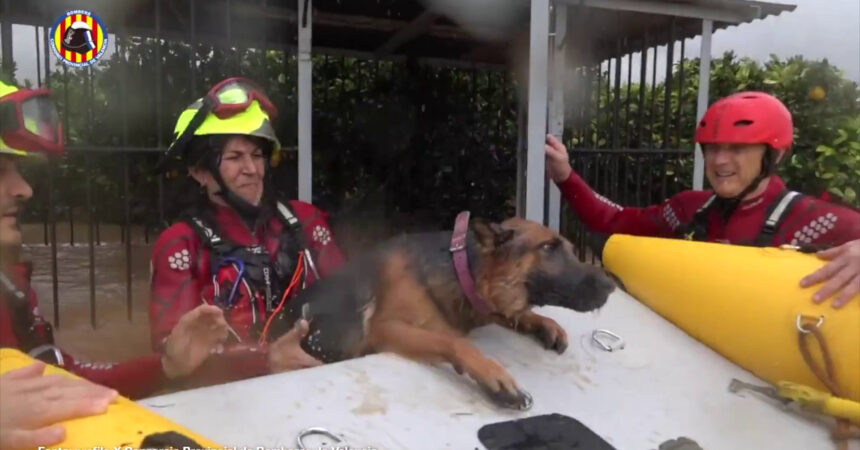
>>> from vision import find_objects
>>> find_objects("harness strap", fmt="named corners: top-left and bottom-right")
top-left (186, 214), bottom-right (275, 312)
top-left (0, 272), bottom-right (57, 363)
top-left (185, 201), bottom-right (314, 311)
top-left (679, 194), bottom-right (716, 241)
top-left (682, 190), bottom-right (804, 246)
top-left (0, 272), bottom-right (35, 350)
top-left (188, 200), bottom-right (306, 252)
top-left (188, 216), bottom-right (223, 247)
top-left (754, 190), bottom-right (803, 247)
top-left (695, 194), bottom-right (717, 216)
top-left (0, 272), bottom-right (27, 302)
top-left (276, 201), bottom-right (319, 279)
top-left (276, 201), bottom-right (301, 228)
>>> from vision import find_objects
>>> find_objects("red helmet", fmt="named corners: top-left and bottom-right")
top-left (694, 91), bottom-right (793, 154)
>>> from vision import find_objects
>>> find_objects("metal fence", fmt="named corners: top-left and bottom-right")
top-left (3, 5), bottom-right (696, 329)
top-left (559, 27), bottom-right (697, 264)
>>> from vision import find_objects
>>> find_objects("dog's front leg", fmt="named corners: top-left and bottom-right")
top-left (499, 310), bottom-right (568, 354)
top-left (367, 320), bottom-right (532, 410)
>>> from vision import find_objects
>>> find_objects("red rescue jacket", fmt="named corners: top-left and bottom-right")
top-left (0, 263), bottom-right (166, 399)
top-left (148, 200), bottom-right (346, 386)
top-left (556, 172), bottom-right (860, 247)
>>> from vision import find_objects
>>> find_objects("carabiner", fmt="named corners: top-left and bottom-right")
top-left (29, 344), bottom-right (65, 366)
top-left (591, 329), bottom-right (625, 352)
top-left (796, 314), bottom-right (824, 334)
top-left (296, 427), bottom-right (348, 449)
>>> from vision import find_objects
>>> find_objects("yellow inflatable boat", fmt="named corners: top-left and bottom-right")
top-left (0, 348), bottom-right (220, 449)
top-left (602, 234), bottom-right (860, 403)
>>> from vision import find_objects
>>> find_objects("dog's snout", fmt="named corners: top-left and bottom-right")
top-left (596, 271), bottom-right (616, 293)
top-left (583, 273), bottom-right (614, 297)
top-left (571, 270), bottom-right (613, 311)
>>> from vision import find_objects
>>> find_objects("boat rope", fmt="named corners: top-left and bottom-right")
top-left (796, 315), bottom-right (857, 449)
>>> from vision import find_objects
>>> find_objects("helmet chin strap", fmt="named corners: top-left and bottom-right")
top-left (714, 149), bottom-right (776, 220)
top-left (205, 152), bottom-right (264, 225)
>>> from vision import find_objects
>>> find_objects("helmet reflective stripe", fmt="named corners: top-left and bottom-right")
top-left (0, 80), bottom-right (21, 154)
top-left (0, 81), bottom-right (32, 156)
top-left (166, 97), bottom-right (280, 169)
top-left (0, 80), bottom-right (18, 98)
top-left (172, 98), bottom-right (278, 147)
top-left (0, 139), bottom-right (34, 157)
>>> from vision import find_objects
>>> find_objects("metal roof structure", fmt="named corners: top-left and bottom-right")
top-left (3, 0), bottom-right (795, 66)
top-left (0, 0), bottom-right (797, 227)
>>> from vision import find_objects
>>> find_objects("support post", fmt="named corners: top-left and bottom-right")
top-left (297, 0), bottom-right (313, 201)
top-left (0, 2), bottom-right (13, 81)
top-left (516, 99), bottom-right (527, 218)
top-left (525, 0), bottom-right (550, 222)
top-left (546, 2), bottom-right (567, 231)
top-left (693, 19), bottom-right (712, 190)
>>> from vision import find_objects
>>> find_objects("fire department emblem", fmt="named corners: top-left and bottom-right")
top-left (49, 9), bottom-right (109, 68)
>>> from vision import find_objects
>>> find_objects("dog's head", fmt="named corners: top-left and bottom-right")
top-left (472, 217), bottom-right (613, 316)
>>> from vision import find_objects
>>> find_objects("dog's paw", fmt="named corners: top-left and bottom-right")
top-left (535, 318), bottom-right (568, 354)
top-left (482, 384), bottom-right (534, 411)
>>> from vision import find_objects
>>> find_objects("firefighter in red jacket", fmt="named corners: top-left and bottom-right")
top-left (0, 80), bottom-right (229, 449)
top-left (545, 91), bottom-right (859, 308)
top-left (149, 78), bottom-right (347, 386)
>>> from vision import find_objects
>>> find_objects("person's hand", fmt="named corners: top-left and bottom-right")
top-left (268, 319), bottom-right (323, 373)
top-left (161, 304), bottom-right (230, 379)
top-left (799, 238), bottom-right (860, 309)
top-left (545, 134), bottom-right (573, 184)
top-left (0, 362), bottom-right (118, 450)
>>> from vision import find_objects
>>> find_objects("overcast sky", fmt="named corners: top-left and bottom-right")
top-left (675, 0), bottom-right (859, 82)
top-left (4, 0), bottom-right (859, 85)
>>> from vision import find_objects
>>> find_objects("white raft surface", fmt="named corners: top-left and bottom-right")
top-left (142, 290), bottom-right (855, 450)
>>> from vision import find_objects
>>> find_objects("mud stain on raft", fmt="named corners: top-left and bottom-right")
top-left (349, 368), bottom-right (389, 415)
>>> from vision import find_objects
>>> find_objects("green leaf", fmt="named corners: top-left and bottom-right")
top-left (833, 129), bottom-right (849, 145)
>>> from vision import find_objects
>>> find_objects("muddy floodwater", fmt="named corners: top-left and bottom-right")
top-left (21, 224), bottom-right (154, 362)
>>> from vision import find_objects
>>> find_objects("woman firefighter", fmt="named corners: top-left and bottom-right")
top-left (149, 77), bottom-right (347, 386)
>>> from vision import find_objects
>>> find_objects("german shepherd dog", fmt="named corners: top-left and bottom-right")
top-left (272, 216), bottom-right (615, 410)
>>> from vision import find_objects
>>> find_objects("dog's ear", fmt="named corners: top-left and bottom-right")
top-left (472, 219), bottom-right (515, 249)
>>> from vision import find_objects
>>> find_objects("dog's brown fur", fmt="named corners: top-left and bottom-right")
top-left (278, 217), bottom-right (614, 409)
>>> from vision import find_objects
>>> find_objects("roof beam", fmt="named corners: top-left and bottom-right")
top-left (232, 3), bottom-right (471, 42)
top-left (556, 0), bottom-right (761, 23)
top-left (375, 11), bottom-right (440, 55)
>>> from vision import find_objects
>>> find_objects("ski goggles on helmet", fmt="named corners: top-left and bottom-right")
top-left (206, 77), bottom-right (278, 120)
top-left (0, 87), bottom-right (64, 156)
top-left (161, 77), bottom-right (277, 170)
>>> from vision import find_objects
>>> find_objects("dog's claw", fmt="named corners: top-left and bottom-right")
top-left (536, 324), bottom-right (568, 354)
top-left (552, 337), bottom-right (568, 354)
top-left (483, 385), bottom-right (534, 411)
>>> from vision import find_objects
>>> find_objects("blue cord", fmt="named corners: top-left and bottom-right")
top-left (216, 257), bottom-right (246, 308)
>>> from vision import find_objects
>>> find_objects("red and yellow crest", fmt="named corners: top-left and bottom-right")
top-left (50, 10), bottom-right (109, 67)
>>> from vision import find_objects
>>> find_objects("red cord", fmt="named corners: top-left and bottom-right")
top-left (259, 253), bottom-right (305, 344)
